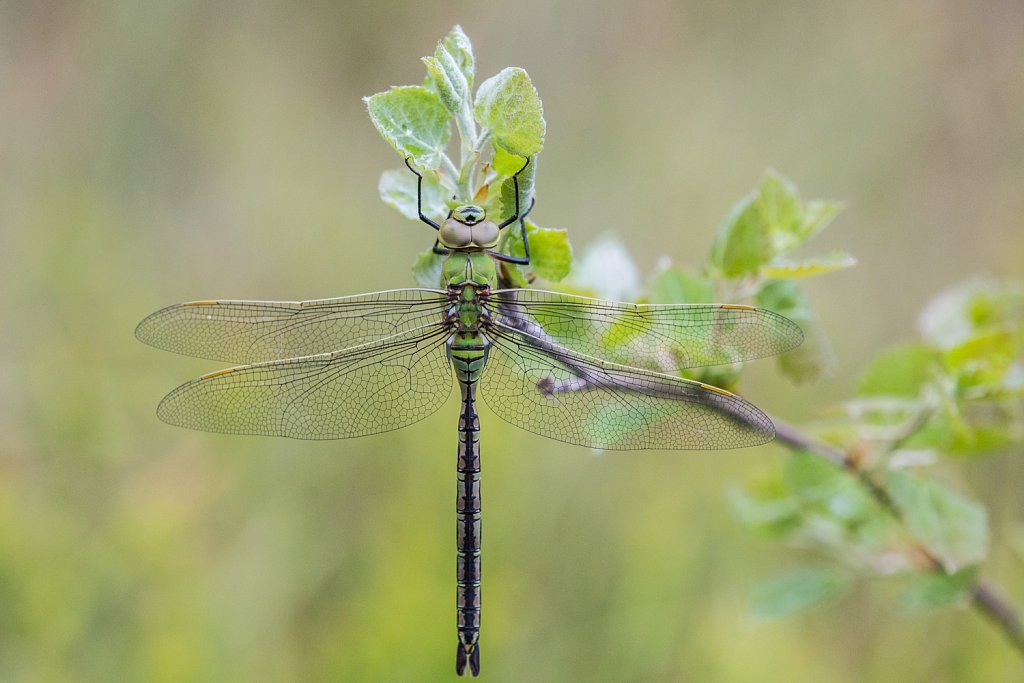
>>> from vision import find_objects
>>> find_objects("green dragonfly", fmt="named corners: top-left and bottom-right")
top-left (136, 158), bottom-right (803, 677)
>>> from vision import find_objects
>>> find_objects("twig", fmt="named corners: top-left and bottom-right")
top-left (487, 304), bottom-right (1024, 659)
top-left (972, 581), bottom-right (1024, 658)
top-left (772, 416), bottom-right (1024, 659)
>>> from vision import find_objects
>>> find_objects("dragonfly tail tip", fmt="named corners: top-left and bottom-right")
top-left (455, 642), bottom-right (480, 677)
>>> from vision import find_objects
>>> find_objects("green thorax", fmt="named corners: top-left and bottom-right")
top-left (442, 252), bottom-right (496, 350)
top-left (442, 251), bottom-right (498, 290)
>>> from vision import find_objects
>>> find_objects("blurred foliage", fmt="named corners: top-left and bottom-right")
top-left (734, 276), bottom-right (1023, 616)
top-left (558, 172), bottom-right (848, 392)
top-left (4, 5), bottom-right (1024, 683)
top-left (551, 163), bottom-right (1022, 625)
top-left (377, 25), bottom-right (1024, 662)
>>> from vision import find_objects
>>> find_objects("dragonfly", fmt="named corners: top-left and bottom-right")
top-left (136, 157), bottom-right (803, 677)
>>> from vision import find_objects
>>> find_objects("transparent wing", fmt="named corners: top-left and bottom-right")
top-left (487, 289), bottom-right (802, 372)
top-left (156, 323), bottom-right (453, 439)
top-left (137, 288), bottom-right (451, 364)
top-left (480, 322), bottom-right (774, 450)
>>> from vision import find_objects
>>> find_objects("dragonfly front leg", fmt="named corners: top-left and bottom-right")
top-left (433, 238), bottom-right (452, 256)
top-left (404, 157), bottom-right (442, 231)
top-left (489, 156), bottom-right (535, 266)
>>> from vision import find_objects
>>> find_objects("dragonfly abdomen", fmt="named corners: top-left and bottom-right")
top-left (452, 337), bottom-right (486, 677)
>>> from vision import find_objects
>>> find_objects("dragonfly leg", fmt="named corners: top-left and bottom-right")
top-left (404, 157), bottom-right (441, 231)
top-left (496, 157), bottom-right (531, 229)
top-left (433, 238), bottom-right (452, 256)
top-left (489, 157), bottom-right (535, 264)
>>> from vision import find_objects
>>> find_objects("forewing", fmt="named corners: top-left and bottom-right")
top-left (137, 288), bottom-right (451, 364)
top-left (480, 323), bottom-right (774, 450)
top-left (157, 324), bottom-right (453, 439)
top-left (488, 289), bottom-right (802, 372)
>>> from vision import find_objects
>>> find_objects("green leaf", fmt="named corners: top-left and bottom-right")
top-left (784, 449), bottom-right (844, 491)
top-left (377, 167), bottom-right (449, 221)
top-left (945, 329), bottom-right (1014, 374)
top-left (918, 278), bottom-right (1024, 349)
top-left (728, 478), bottom-right (803, 538)
top-left (528, 226), bottom-right (572, 282)
top-left (365, 86), bottom-right (451, 167)
top-left (422, 56), bottom-right (466, 115)
top-left (759, 171), bottom-right (801, 243)
top-left (761, 252), bottom-right (858, 279)
top-left (794, 199), bottom-right (844, 244)
top-left (474, 67), bottom-right (545, 156)
top-left (422, 26), bottom-right (474, 116)
top-left (646, 266), bottom-right (715, 304)
top-left (441, 25), bottom-right (474, 91)
top-left (858, 344), bottom-right (942, 397)
top-left (784, 451), bottom-right (877, 524)
top-left (750, 569), bottom-right (850, 619)
top-left (503, 220), bottom-right (572, 282)
top-left (498, 150), bottom-right (537, 221)
top-left (492, 144), bottom-right (527, 176)
top-left (899, 568), bottom-right (978, 612)
top-left (886, 470), bottom-right (989, 572)
top-left (708, 193), bottom-right (773, 278)
top-left (757, 280), bottom-right (835, 383)
top-left (709, 172), bottom-right (845, 276)
top-left (411, 249), bottom-right (445, 288)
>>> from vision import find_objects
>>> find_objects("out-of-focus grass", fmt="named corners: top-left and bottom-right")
top-left (1, 2), bottom-right (1022, 681)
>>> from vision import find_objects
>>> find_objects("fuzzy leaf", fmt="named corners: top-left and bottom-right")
top-left (900, 568), bottom-right (978, 612)
top-left (378, 167), bottom-right (448, 221)
top-left (858, 345), bottom-right (942, 398)
top-left (945, 329), bottom-right (1014, 376)
top-left (503, 220), bottom-right (572, 283)
top-left (411, 249), bottom-right (445, 288)
top-left (762, 252), bottom-right (858, 279)
top-left (475, 67), bottom-right (545, 156)
top-left (751, 569), bottom-right (850, 619)
top-left (422, 27), bottom-right (473, 116)
top-left (886, 471), bottom-right (989, 572)
top-left (794, 199), bottom-right (844, 244)
top-left (918, 279), bottom-right (1024, 349)
top-left (784, 451), bottom-right (877, 525)
top-left (757, 280), bottom-right (834, 383)
top-left (710, 172), bottom-right (844, 271)
top-left (441, 25), bottom-right (474, 90)
top-left (759, 172), bottom-right (801, 243)
top-left (492, 144), bottom-right (528, 176)
top-left (498, 151), bottom-right (538, 222)
top-left (709, 193), bottom-right (773, 278)
top-left (422, 55), bottom-right (466, 115)
top-left (729, 485), bottom-right (802, 537)
top-left (365, 86), bottom-right (451, 167)
top-left (647, 266), bottom-right (715, 304)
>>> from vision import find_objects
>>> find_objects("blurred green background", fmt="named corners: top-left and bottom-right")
top-left (2, 2), bottom-right (1022, 681)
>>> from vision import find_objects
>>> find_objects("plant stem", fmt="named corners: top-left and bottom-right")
top-left (772, 416), bottom-right (1024, 659)
top-left (491, 312), bottom-right (1024, 658)
top-left (972, 581), bottom-right (1024, 657)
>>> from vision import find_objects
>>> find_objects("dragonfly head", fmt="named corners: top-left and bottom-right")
top-left (452, 204), bottom-right (486, 225)
top-left (440, 204), bottom-right (500, 250)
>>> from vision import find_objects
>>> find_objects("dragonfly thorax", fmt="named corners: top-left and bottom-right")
top-left (442, 251), bottom-right (498, 289)
top-left (440, 204), bottom-right (500, 250)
